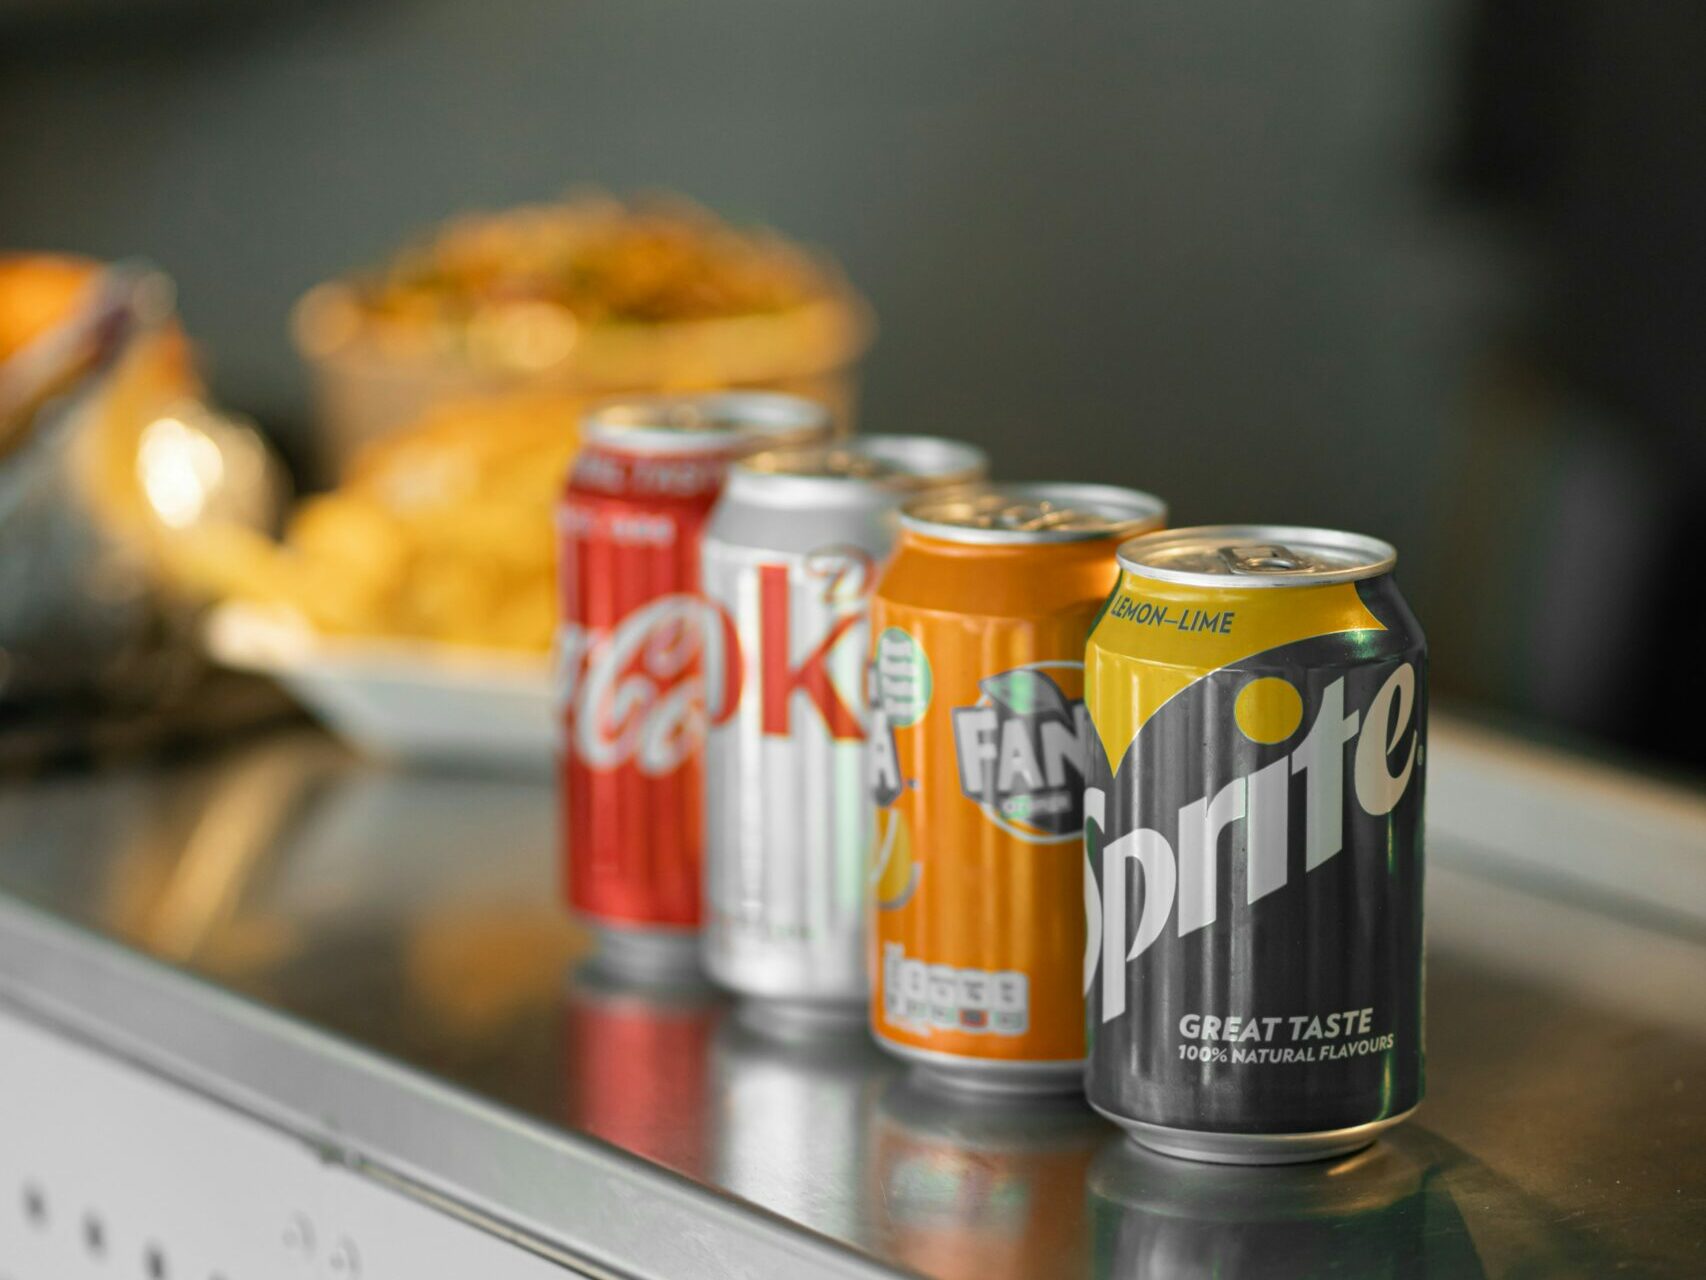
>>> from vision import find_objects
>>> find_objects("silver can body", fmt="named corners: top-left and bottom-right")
top-left (700, 436), bottom-right (987, 1011)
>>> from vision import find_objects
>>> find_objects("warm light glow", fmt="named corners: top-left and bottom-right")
top-left (138, 414), bottom-right (225, 528)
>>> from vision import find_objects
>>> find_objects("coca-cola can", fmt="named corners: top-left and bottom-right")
top-left (558, 393), bottom-right (832, 976)
top-left (700, 436), bottom-right (988, 1018)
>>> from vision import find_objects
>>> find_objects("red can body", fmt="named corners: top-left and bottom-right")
top-left (556, 395), bottom-right (829, 948)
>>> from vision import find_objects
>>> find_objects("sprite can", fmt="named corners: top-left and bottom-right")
top-left (1084, 525), bottom-right (1427, 1162)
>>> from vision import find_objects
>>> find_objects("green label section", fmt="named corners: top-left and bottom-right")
top-left (875, 627), bottom-right (932, 727)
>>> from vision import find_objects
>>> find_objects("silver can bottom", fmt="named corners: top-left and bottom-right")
top-left (737, 996), bottom-right (867, 1041)
top-left (878, 1037), bottom-right (1084, 1097)
top-left (701, 935), bottom-right (865, 1014)
top-left (1092, 1104), bottom-right (1420, 1166)
top-left (590, 924), bottom-right (702, 981)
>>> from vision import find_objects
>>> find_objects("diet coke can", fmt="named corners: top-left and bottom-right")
top-left (700, 437), bottom-right (987, 1020)
top-left (557, 393), bottom-right (831, 976)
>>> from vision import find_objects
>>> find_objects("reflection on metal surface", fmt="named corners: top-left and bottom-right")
top-left (405, 902), bottom-right (580, 1042)
top-left (872, 1079), bottom-right (1104, 1280)
top-left (710, 1009), bottom-right (896, 1242)
top-left (140, 739), bottom-right (328, 965)
top-left (561, 960), bottom-right (724, 1179)
top-left (0, 728), bottom-right (1700, 1276)
top-left (1088, 1131), bottom-right (1475, 1278)
top-left (1087, 1126), bottom-right (1628, 1280)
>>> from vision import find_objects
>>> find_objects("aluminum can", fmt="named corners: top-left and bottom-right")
top-left (868, 483), bottom-right (1167, 1093)
top-left (701, 436), bottom-right (988, 1019)
top-left (1083, 525), bottom-right (1427, 1162)
top-left (557, 393), bottom-right (831, 975)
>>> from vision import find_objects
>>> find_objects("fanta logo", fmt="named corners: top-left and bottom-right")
top-left (868, 681), bottom-right (905, 809)
top-left (868, 629), bottom-right (931, 809)
top-left (557, 594), bottom-right (741, 776)
top-left (1084, 664), bottom-right (1420, 1020)
top-left (951, 665), bottom-right (1089, 843)
top-left (756, 547), bottom-right (873, 740)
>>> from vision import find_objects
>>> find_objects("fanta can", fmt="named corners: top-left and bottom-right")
top-left (868, 483), bottom-right (1166, 1092)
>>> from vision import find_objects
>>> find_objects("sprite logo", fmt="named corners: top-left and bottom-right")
top-left (1084, 663), bottom-right (1421, 1021)
top-left (951, 663), bottom-right (1090, 843)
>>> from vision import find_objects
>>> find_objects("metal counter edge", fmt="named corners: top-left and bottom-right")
top-left (0, 898), bottom-right (905, 1280)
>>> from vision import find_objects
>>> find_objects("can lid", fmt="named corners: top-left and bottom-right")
top-left (900, 483), bottom-right (1167, 545)
top-left (582, 392), bottom-right (831, 456)
top-left (1117, 524), bottom-right (1396, 587)
top-left (736, 435), bottom-right (988, 492)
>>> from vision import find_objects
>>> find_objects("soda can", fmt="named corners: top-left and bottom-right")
top-left (557, 393), bottom-right (831, 976)
top-left (1083, 525), bottom-right (1427, 1162)
top-left (701, 436), bottom-right (988, 1019)
top-left (868, 483), bottom-right (1167, 1093)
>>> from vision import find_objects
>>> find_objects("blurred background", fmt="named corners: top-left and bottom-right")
top-left (1, 0), bottom-right (1701, 776)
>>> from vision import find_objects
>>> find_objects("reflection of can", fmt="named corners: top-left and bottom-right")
top-left (557, 394), bottom-right (830, 975)
top-left (868, 484), bottom-right (1167, 1093)
top-left (872, 1077), bottom-right (1105, 1279)
top-left (560, 960), bottom-right (726, 1177)
top-left (1086, 1135), bottom-right (1463, 1278)
top-left (1084, 526), bottom-right (1427, 1162)
top-left (701, 437), bottom-right (988, 1017)
top-left (710, 1011), bottom-right (894, 1238)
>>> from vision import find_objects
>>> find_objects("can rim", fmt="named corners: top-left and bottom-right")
top-left (1116, 524), bottom-right (1397, 587)
top-left (732, 434), bottom-right (989, 494)
top-left (899, 482), bottom-right (1168, 545)
top-left (581, 392), bottom-right (831, 456)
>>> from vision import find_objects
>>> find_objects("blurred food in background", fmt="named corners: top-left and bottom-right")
top-left (0, 255), bottom-right (101, 366)
top-left (293, 192), bottom-right (872, 472)
top-left (218, 393), bottom-right (576, 652)
top-left (0, 253), bottom-right (286, 748)
top-left (199, 393), bottom-right (573, 771)
top-left (2, 197), bottom-right (874, 769)
top-left (192, 194), bottom-right (872, 768)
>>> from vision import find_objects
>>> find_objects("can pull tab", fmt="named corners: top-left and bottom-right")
top-left (1219, 543), bottom-right (1310, 575)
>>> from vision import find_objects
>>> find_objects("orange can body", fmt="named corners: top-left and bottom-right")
top-left (866, 484), bottom-right (1166, 1093)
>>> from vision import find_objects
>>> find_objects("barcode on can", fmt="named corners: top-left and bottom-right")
top-left (882, 944), bottom-right (1028, 1036)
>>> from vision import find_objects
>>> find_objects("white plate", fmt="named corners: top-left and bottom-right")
top-left (205, 603), bottom-right (555, 774)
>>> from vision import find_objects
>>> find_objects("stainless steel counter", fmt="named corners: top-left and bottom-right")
top-left (0, 723), bottom-right (1701, 1277)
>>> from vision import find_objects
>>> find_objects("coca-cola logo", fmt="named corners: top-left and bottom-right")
top-left (557, 595), bottom-right (741, 776)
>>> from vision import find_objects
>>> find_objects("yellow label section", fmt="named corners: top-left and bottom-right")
top-left (1234, 676), bottom-right (1305, 743)
top-left (1087, 578), bottom-right (1383, 766)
